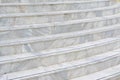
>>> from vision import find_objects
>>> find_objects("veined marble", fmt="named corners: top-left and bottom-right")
top-left (71, 63), bottom-right (120, 80)
top-left (0, 16), bottom-right (120, 40)
top-left (0, 26), bottom-right (120, 56)
top-left (0, 0), bottom-right (110, 3)
top-left (0, 38), bottom-right (120, 75)
top-left (0, 1), bottom-right (112, 14)
top-left (3, 49), bottom-right (120, 80)
top-left (0, 0), bottom-right (120, 80)
top-left (0, 7), bottom-right (120, 26)
top-left (0, 12), bottom-right (120, 41)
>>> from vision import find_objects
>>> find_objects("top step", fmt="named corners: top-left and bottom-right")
top-left (0, 0), bottom-right (110, 3)
top-left (0, 0), bottom-right (113, 14)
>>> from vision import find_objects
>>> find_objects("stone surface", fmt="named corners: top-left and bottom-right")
top-left (0, 0), bottom-right (120, 80)
top-left (0, 38), bottom-right (119, 75)
top-left (0, 1), bottom-right (112, 14)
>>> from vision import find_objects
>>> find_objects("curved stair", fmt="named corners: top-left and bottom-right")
top-left (0, 0), bottom-right (120, 80)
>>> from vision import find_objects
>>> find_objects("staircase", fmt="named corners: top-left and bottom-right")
top-left (0, 0), bottom-right (120, 80)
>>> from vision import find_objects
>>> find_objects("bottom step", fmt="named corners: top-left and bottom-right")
top-left (1, 49), bottom-right (120, 80)
top-left (71, 50), bottom-right (120, 80)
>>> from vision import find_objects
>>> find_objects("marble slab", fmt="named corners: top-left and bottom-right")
top-left (0, 38), bottom-right (119, 75)
top-left (0, 1), bottom-right (111, 14)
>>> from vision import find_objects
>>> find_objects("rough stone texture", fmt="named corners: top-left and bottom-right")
top-left (0, 0), bottom-right (120, 80)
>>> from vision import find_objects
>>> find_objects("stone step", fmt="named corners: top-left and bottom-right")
top-left (0, 0), bottom-right (114, 14)
top-left (71, 60), bottom-right (120, 80)
top-left (0, 8), bottom-right (120, 26)
top-left (0, 13), bottom-right (120, 35)
top-left (0, 0), bottom-right (119, 80)
top-left (0, 13), bottom-right (120, 39)
top-left (0, 4), bottom-right (119, 21)
top-left (0, 21), bottom-right (120, 41)
top-left (0, 37), bottom-right (120, 75)
top-left (1, 47), bottom-right (120, 80)
top-left (0, 25), bottom-right (120, 56)
top-left (0, 0), bottom-right (110, 3)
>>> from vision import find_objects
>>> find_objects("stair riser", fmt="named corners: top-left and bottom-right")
top-left (0, 8), bottom-right (119, 26)
top-left (0, 28), bottom-right (120, 56)
top-left (0, 40), bottom-right (120, 75)
top-left (0, 2), bottom-right (112, 14)
top-left (0, 15), bottom-right (120, 40)
top-left (0, 25), bottom-right (119, 42)
top-left (12, 54), bottom-right (120, 80)
top-left (103, 75), bottom-right (120, 80)
top-left (0, 0), bottom-right (109, 3)
top-left (0, 0), bottom-right (119, 79)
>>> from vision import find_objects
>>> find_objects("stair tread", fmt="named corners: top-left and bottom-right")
top-left (71, 62), bottom-right (120, 80)
top-left (0, 0), bottom-right (119, 79)
top-left (0, 25), bottom-right (120, 47)
top-left (0, 7), bottom-right (120, 18)
top-left (0, 2), bottom-right (117, 13)
top-left (0, 12), bottom-right (119, 30)
top-left (0, 0), bottom-right (109, 5)
top-left (0, 0), bottom-right (109, 3)
top-left (0, 37), bottom-right (118, 64)
top-left (2, 48), bottom-right (120, 80)
top-left (0, 14), bottom-right (120, 32)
